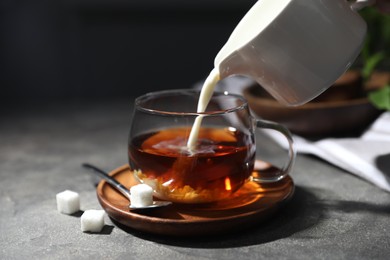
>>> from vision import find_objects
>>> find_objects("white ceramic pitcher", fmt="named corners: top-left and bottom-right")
top-left (215, 0), bottom-right (375, 106)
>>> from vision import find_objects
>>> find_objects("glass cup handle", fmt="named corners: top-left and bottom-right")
top-left (252, 119), bottom-right (296, 183)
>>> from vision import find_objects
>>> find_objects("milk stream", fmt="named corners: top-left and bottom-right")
top-left (185, 1), bottom-right (285, 151)
top-left (186, 68), bottom-right (220, 151)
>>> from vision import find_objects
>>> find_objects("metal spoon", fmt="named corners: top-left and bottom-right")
top-left (82, 163), bottom-right (172, 210)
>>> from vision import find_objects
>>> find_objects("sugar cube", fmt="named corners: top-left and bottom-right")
top-left (56, 190), bottom-right (80, 214)
top-left (130, 184), bottom-right (153, 208)
top-left (81, 210), bottom-right (105, 232)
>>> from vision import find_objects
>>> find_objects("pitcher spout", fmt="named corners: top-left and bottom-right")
top-left (216, 51), bottom-right (251, 80)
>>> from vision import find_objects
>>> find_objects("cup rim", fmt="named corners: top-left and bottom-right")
top-left (134, 89), bottom-right (248, 116)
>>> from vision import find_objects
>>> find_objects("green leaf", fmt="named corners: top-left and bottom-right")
top-left (380, 12), bottom-right (390, 44)
top-left (368, 85), bottom-right (390, 110)
top-left (358, 7), bottom-right (390, 75)
top-left (362, 52), bottom-right (386, 80)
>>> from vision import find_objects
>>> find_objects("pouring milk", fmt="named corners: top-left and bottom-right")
top-left (187, 0), bottom-right (373, 150)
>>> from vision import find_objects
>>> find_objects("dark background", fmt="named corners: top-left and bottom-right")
top-left (0, 0), bottom-right (256, 105)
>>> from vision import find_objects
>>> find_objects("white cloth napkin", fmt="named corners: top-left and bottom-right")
top-left (195, 76), bottom-right (390, 192)
top-left (266, 112), bottom-right (390, 192)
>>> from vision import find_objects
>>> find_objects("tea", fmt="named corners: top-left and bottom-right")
top-left (128, 127), bottom-right (255, 203)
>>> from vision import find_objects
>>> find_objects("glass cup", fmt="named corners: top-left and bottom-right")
top-left (128, 89), bottom-right (295, 204)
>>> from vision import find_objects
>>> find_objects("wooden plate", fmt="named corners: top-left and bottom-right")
top-left (96, 162), bottom-right (294, 236)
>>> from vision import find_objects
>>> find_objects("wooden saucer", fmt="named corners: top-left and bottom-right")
top-left (96, 162), bottom-right (294, 236)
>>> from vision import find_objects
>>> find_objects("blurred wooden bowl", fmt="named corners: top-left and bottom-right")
top-left (244, 71), bottom-right (384, 137)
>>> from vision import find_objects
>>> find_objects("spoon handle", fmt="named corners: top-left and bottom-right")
top-left (82, 163), bottom-right (131, 200)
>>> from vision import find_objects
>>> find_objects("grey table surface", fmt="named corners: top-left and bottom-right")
top-left (1, 99), bottom-right (389, 260)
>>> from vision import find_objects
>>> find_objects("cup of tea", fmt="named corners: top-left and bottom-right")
top-left (128, 90), bottom-right (295, 204)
